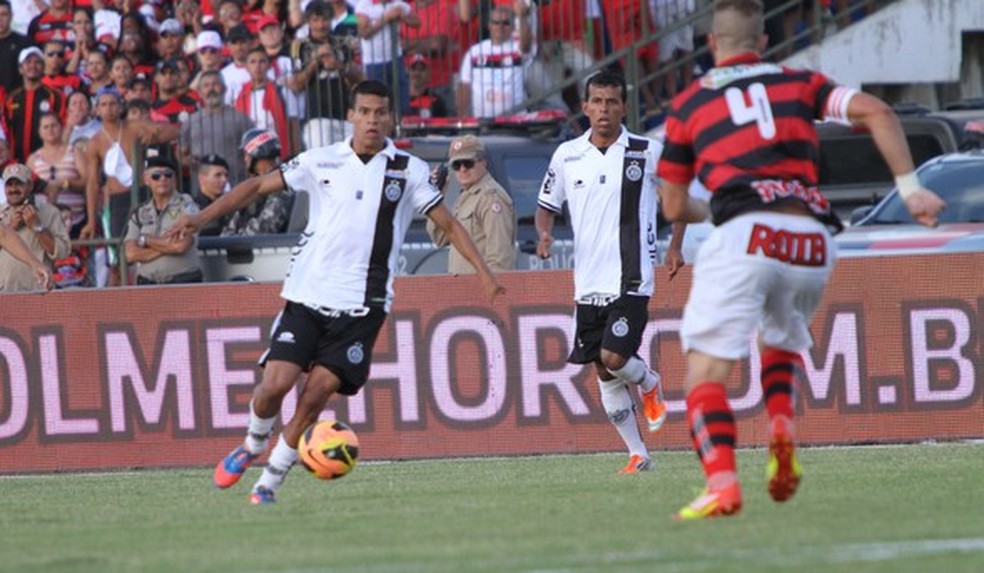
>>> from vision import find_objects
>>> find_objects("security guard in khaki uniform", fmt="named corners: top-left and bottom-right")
top-left (427, 135), bottom-right (516, 274)
top-left (124, 156), bottom-right (204, 284)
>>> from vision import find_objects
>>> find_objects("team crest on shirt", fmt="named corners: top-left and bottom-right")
top-left (39, 100), bottom-right (51, 113)
top-left (282, 157), bottom-right (301, 173)
top-left (384, 181), bottom-right (403, 202)
top-left (611, 317), bottom-right (630, 338)
top-left (625, 162), bottom-right (643, 182)
top-left (347, 342), bottom-right (365, 364)
top-left (542, 168), bottom-right (556, 194)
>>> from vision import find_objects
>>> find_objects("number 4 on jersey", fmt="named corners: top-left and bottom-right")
top-left (725, 83), bottom-right (776, 140)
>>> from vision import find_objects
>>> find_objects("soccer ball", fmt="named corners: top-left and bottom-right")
top-left (298, 420), bottom-right (360, 480)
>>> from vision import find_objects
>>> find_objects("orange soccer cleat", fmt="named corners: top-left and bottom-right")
top-left (767, 416), bottom-right (803, 502)
top-left (674, 481), bottom-right (743, 521)
top-left (618, 454), bottom-right (654, 475)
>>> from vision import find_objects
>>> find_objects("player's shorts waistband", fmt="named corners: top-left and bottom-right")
top-left (577, 294), bottom-right (619, 307)
top-left (302, 303), bottom-right (371, 318)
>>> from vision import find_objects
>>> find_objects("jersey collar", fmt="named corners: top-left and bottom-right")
top-left (340, 136), bottom-right (398, 161)
top-left (578, 126), bottom-right (630, 153)
top-left (716, 52), bottom-right (763, 67)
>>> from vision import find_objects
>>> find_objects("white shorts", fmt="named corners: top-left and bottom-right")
top-left (681, 212), bottom-right (837, 360)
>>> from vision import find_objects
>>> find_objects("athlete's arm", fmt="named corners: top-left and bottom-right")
top-left (427, 203), bottom-right (506, 301)
top-left (168, 169), bottom-right (287, 239)
top-left (665, 221), bottom-right (687, 280)
top-left (846, 92), bottom-right (945, 227)
top-left (658, 181), bottom-right (709, 224)
top-left (534, 206), bottom-right (555, 259)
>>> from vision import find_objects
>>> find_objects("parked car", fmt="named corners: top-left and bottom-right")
top-left (835, 150), bottom-right (984, 257)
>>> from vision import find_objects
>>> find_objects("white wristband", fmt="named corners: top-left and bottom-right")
top-left (894, 172), bottom-right (921, 200)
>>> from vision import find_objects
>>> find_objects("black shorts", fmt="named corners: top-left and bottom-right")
top-left (568, 294), bottom-right (650, 365)
top-left (260, 301), bottom-right (387, 395)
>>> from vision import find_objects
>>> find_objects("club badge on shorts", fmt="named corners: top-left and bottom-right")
top-left (611, 317), bottom-right (630, 338)
top-left (347, 342), bottom-right (365, 364)
top-left (625, 161), bottom-right (642, 182)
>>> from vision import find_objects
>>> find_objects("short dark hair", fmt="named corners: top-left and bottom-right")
top-left (583, 69), bottom-right (627, 103)
top-left (349, 80), bottom-right (392, 111)
top-left (305, 0), bottom-right (331, 19)
top-left (0, 0), bottom-right (11, 11)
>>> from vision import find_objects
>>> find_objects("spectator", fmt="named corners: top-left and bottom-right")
top-left (221, 23), bottom-right (256, 105)
top-left (181, 70), bottom-right (254, 187)
top-left (355, 0), bottom-right (418, 115)
top-left (126, 75), bottom-right (154, 103)
top-left (427, 134), bottom-right (515, 273)
top-left (650, 0), bottom-right (696, 103)
top-left (108, 54), bottom-right (136, 97)
top-left (152, 58), bottom-right (200, 123)
top-left (156, 18), bottom-right (187, 62)
top-left (81, 87), bottom-right (180, 286)
top-left (118, 12), bottom-right (157, 78)
top-left (257, 15), bottom-right (304, 138)
top-left (217, 0), bottom-right (247, 35)
top-left (9, 0), bottom-right (42, 37)
top-left (192, 153), bottom-right (230, 236)
top-left (0, 0), bottom-right (34, 95)
top-left (221, 127), bottom-right (293, 236)
top-left (83, 49), bottom-right (113, 95)
top-left (457, 3), bottom-right (532, 118)
top-left (124, 156), bottom-right (204, 285)
top-left (51, 202), bottom-right (92, 287)
top-left (600, 0), bottom-right (661, 112)
top-left (27, 0), bottom-right (72, 46)
top-left (4, 47), bottom-right (67, 163)
top-left (41, 39), bottom-right (86, 96)
top-left (234, 46), bottom-right (297, 158)
top-left (64, 90), bottom-right (102, 147)
top-left (401, 0), bottom-right (460, 100)
top-left (407, 54), bottom-right (449, 118)
top-left (0, 163), bottom-right (69, 292)
top-left (65, 6), bottom-right (96, 73)
top-left (27, 113), bottom-right (87, 237)
top-left (190, 29), bottom-right (227, 92)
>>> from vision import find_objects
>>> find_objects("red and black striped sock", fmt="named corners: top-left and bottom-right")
top-left (686, 382), bottom-right (737, 486)
top-left (760, 348), bottom-right (802, 421)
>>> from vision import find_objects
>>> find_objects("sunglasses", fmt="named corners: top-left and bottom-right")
top-left (46, 51), bottom-right (65, 57)
top-left (149, 170), bottom-right (175, 181)
top-left (451, 159), bottom-right (476, 171)
top-left (490, 19), bottom-right (512, 26)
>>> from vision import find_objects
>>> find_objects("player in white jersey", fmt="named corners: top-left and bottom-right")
top-left (168, 80), bottom-right (505, 504)
top-left (535, 70), bottom-right (686, 475)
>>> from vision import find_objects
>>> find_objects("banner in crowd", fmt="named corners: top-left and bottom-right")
top-left (0, 254), bottom-right (982, 473)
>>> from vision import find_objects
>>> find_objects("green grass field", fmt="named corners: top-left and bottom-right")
top-left (2, 442), bottom-right (983, 573)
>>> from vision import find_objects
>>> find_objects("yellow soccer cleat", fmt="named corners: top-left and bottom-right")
top-left (767, 420), bottom-right (803, 502)
top-left (674, 482), bottom-right (743, 521)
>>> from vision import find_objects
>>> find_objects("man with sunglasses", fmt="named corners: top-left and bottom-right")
top-left (535, 69), bottom-right (686, 476)
top-left (426, 134), bottom-right (515, 273)
top-left (124, 156), bottom-right (204, 285)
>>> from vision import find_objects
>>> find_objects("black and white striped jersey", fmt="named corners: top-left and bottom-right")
top-left (279, 138), bottom-right (443, 312)
top-left (538, 128), bottom-right (662, 299)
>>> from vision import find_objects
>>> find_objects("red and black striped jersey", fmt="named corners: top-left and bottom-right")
top-left (2, 85), bottom-right (66, 162)
top-left (152, 94), bottom-right (201, 124)
top-left (27, 10), bottom-right (73, 46)
top-left (41, 74), bottom-right (86, 96)
top-left (658, 53), bottom-right (856, 228)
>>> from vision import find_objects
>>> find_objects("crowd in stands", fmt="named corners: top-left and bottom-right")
top-left (0, 0), bottom-right (877, 289)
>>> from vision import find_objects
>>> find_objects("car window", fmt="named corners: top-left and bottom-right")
top-left (501, 154), bottom-right (551, 222)
top-left (867, 160), bottom-right (984, 224)
top-left (819, 134), bottom-right (947, 186)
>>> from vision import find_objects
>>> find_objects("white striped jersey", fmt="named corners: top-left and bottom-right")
top-left (538, 127), bottom-right (662, 299)
top-left (278, 138), bottom-right (442, 312)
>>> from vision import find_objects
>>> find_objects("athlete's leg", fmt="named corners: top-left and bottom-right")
top-left (594, 361), bottom-right (651, 473)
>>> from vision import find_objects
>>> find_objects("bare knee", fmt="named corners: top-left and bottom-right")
top-left (599, 349), bottom-right (627, 372)
top-left (253, 360), bottom-right (304, 416)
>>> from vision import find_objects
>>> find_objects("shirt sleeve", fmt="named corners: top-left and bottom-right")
top-left (124, 210), bottom-right (141, 242)
top-left (813, 72), bottom-right (858, 123)
top-left (656, 110), bottom-right (696, 185)
top-left (537, 148), bottom-right (566, 213)
top-left (279, 151), bottom-right (316, 194)
top-left (407, 156), bottom-right (444, 215)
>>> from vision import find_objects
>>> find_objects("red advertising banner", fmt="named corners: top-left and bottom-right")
top-left (0, 253), bottom-right (982, 473)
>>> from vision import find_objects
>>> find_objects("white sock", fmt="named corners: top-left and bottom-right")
top-left (244, 401), bottom-right (276, 455)
top-left (254, 434), bottom-right (298, 493)
top-left (598, 378), bottom-right (648, 459)
top-left (609, 357), bottom-right (660, 393)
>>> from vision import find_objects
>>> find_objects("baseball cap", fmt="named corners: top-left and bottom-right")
top-left (256, 15), bottom-right (280, 31)
top-left (160, 18), bottom-right (184, 37)
top-left (448, 135), bottom-right (485, 162)
top-left (226, 23), bottom-right (254, 43)
top-left (18, 46), bottom-right (43, 65)
top-left (2, 164), bottom-right (32, 184)
top-left (145, 155), bottom-right (177, 171)
top-left (155, 58), bottom-right (180, 74)
top-left (128, 75), bottom-right (152, 90)
top-left (199, 154), bottom-right (230, 170)
top-left (197, 30), bottom-right (223, 51)
top-left (407, 53), bottom-right (429, 68)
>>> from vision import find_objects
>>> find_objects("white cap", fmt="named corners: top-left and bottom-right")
top-left (18, 46), bottom-right (43, 65)
top-left (196, 30), bottom-right (223, 51)
top-left (160, 18), bottom-right (183, 36)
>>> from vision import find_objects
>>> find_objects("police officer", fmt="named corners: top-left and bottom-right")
top-left (426, 135), bottom-right (516, 274)
top-left (124, 156), bottom-right (204, 284)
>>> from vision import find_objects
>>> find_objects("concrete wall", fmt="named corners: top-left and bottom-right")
top-left (785, 0), bottom-right (984, 94)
